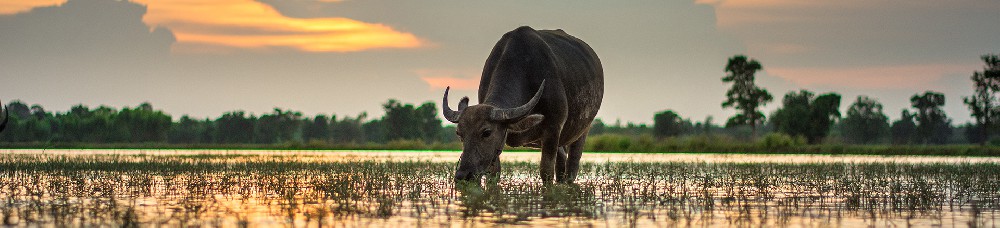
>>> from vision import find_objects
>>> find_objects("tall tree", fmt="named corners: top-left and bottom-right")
top-left (57, 105), bottom-right (91, 142)
top-left (215, 111), bottom-right (255, 144)
top-left (770, 90), bottom-right (841, 144)
top-left (963, 54), bottom-right (1000, 144)
top-left (0, 101), bottom-right (56, 142)
top-left (911, 91), bottom-right (952, 144)
top-left (6, 101), bottom-right (30, 119)
top-left (841, 96), bottom-right (890, 144)
top-left (25, 105), bottom-right (56, 142)
top-left (653, 110), bottom-right (686, 138)
top-left (303, 114), bottom-right (331, 142)
top-left (169, 115), bottom-right (210, 144)
top-left (381, 100), bottom-right (444, 142)
top-left (722, 55), bottom-right (772, 138)
top-left (363, 119), bottom-right (387, 143)
top-left (332, 113), bottom-right (367, 144)
top-left (771, 90), bottom-right (812, 139)
top-left (115, 102), bottom-right (172, 142)
top-left (808, 93), bottom-right (842, 143)
top-left (415, 102), bottom-right (443, 142)
top-left (890, 110), bottom-right (917, 144)
top-left (254, 108), bottom-right (303, 144)
top-left (91, 106), bottom-right (127, 142)
top-left (382, 99), bottom-right (421, 141)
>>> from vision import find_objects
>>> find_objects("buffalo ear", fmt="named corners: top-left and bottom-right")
top-left (508, 114), bottom-right (544, 133)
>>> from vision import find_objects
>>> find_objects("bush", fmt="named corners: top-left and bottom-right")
top-left (586, 134), bottom-right (631, 152)
top-left (989, 137), bottom-right (1000, 146)
top-left (385, 139), bottom-right (429, 150)
top-left (759, 133), bottom-right (806, 150)
top-left (634, 134), bottom-right (656, 152)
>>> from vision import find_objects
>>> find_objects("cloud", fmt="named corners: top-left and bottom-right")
top-left (416, 69), bottom-right (481, 91)
top-left (767, 64), bottom-right (977, 89)
top-left (0, 0), bottom-right (175, 63)
top-left (706, 0), bottom-right (1000, 66)
top-left (132, 0), bottom-right (423, 53)
top-left (2, 0), bottom-right (424, 53)
top-left (0, 0), bottom-right (176, 109)
top-left (704, 0), bottom-right (1000, 91)
top-left (0, 0), bottom-right (62, 14)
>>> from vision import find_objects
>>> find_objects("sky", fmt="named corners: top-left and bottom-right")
top-left (0, 0), bottom-right (998, 125)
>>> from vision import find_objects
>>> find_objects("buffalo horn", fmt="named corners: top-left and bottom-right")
top-left (442, 87), bottom-right (469, 123)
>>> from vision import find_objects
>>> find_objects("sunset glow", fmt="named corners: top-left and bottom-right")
top-left (0, 0), bottom-right (61, 14)
top-left (136, 0), bottom-right (423, 52)
top-left (416, 68), bottom-right (482, 91)
top-left (2, 0), bottom-right (994, 125)
top-left (1, 0), bottom-right (423, 52)
top-left (421, 76), bottom-right (480, 91)
top-left (699, 0), bottom-right (860, 28)
top-left (768, 64), bottom-right (975, 89)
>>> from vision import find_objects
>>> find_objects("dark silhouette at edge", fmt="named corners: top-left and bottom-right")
top-left (0, 100), bottom-right (8, 133)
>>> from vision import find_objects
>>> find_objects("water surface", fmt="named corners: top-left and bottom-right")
top-left (0, 149), bottom-right (996, 227)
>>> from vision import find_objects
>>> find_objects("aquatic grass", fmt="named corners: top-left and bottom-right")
top-left (0, 154), bottom-right (996, 226)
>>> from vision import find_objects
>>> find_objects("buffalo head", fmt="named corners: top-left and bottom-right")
top-left (443, 82), bottom-right (546, 183)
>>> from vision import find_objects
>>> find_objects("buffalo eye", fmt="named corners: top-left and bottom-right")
top-left (481, 129), bottom-right (492, 138)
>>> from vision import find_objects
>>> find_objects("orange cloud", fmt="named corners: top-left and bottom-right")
top-left (416, 69), bottom-right (481, 90)
top-left (133, 0), bottom-right (422, 52)
top-left (0, 0), bottom-right (63, 14)
top-left (767, 64), bottom-right (975, 89)
top-left (0, 0), bottom-right (66, 15)
top-left (1, 0), bottom-right (423, 53)
top-left (700, 0), bottom-right (862, 28)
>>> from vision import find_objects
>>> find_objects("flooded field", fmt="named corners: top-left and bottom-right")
top-left (0, 149), bottom-right (998, 227)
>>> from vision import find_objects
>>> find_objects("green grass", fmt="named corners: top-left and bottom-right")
top-left (585, 133), bottom-right (1000, 156)
top-left (0, 153), bottom-right (997, 226)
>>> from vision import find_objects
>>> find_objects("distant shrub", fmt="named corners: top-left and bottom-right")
top-left (386, 139), bottom-right (429, 150)
top-left (679, 134), bottom-right (739, 152)
top-left (759, 133), bottom-right (806, 149)
top-left (586, 134), bottom-right (632, 152)
top-left (634, 134), bottom-right (656, 152)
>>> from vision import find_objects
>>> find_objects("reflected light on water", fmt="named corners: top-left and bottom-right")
top-left (0, 149), bottom-right (997, 227)
top-left (6, 149), bottom-right (1000, 164)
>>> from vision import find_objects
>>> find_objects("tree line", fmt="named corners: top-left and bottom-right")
top-left (0, 99), bottom-right (453, 145)
top-left (634, 54), bottom-right (998, 145)
top-left (1, 54), bottom-right (996, 147)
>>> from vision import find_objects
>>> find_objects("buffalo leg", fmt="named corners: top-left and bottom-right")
top-left (565, 134), bottom-right (586, 183)
top-left (555, 146), bottom-right (568, 183)
top-left (539, 135), bottom-right (560, 184)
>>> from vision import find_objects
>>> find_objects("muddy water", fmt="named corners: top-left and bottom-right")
top-left (0, 149), bottom-right (997, 227)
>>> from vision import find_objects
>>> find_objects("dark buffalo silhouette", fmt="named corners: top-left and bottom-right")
top-left (442, 26), bottom-right (603, 184)
top-left (0, 100), bottom-right (8, 133)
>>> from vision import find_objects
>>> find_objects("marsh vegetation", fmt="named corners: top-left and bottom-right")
top-left (0, 151), bottom-right (997, 227)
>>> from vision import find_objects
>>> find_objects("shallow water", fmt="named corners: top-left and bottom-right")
top-left (7, 148), bottom-right (1000, 163)
top-left (0, 149), bottom-right (997, 227)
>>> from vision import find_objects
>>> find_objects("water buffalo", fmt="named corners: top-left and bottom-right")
top-left (0, 100), bottom-right (7, 133)
top-left (442, 26), bottom-right (603, 184)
